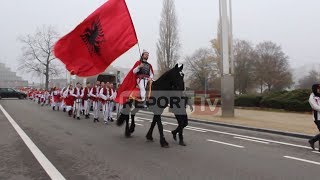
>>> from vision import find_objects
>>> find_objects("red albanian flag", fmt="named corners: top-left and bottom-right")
top-left (54, 0), bottom-right (138, 77)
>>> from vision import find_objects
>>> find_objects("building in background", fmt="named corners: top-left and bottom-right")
top-left (0, 63), bottom-right (28, 88)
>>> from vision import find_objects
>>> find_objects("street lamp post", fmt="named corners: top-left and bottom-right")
top-left (219, 0), bottom-right (235, 117)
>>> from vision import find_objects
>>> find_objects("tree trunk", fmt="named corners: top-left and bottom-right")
top-left (267, 84), bottom-right (271, 92)
top-left (45, 64), bottom-right (50, 90)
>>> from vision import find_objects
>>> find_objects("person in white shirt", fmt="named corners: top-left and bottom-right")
top-left (63, 85), bottom-right (74, 117)
top-left (81, 82), bottom-right (92, 119)
top-left (99, 81), bottom-right (110, 124)
top-left (71, 82), bottom-right (82, 120)
top-left (89, 81), bottom-right (101, 123)
top-left (308, 84), bottom-right (320, 151)
top-left (132, 50), bottom-right (154, 104)
top-left (107, 83), bottom-right (116, 122)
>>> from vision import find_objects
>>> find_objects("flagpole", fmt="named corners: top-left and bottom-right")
top-left (137, 42), bottom-right (142, 56)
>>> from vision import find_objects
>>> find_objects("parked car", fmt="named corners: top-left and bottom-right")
top-left (0, 88), bottom-right (27, 99)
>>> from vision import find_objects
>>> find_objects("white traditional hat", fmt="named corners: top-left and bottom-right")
top-left (142, 49), bottom-right (149, 54)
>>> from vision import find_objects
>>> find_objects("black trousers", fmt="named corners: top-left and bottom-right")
top-left (310, 120), bottom-right (320, 143)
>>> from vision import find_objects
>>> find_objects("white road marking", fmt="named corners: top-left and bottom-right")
top-left (312, 151), bottom-right (320, 154)
top-left (164, 130), bottom-right (171, 133)
top-left (207, 139), bottom-right (244, 148)
top-left (234, 137), bottom-right (270, 144)
top-left (137, 115), bottom-right (314, 150)
top-left (185, 127), bottom-right (207, 133)
top-left (135, 119), bottom-right (144, 122)
top-left (135, 123), bottom-right (144, 126)
top-left (162, 121), bottom-right (178, 126)
top-left (136, 117), bottom-right (152, 121)
top-left (284, 156), bottom-right (320, 166)
top-left (139, 111), bottom-right (153, 115)
top-left (0, 104), bottom-right (66, 180)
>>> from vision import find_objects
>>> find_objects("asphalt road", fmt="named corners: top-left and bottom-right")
top-left (0, 99), bottom-right (320, 180)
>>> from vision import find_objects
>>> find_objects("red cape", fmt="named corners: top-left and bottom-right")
top-left (115, 60), bottom-right (154, 104)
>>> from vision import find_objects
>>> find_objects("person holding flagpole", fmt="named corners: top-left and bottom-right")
top-left (114, 50), bottom-right (154, 106)
top-left (132, 50), bottom-right (154, 105)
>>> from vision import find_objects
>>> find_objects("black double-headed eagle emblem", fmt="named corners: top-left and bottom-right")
top-left (80, 18), bottom-right (105, 56)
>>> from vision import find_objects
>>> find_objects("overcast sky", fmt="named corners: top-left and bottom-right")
top-left (0, 0), bottom-right (319, 82)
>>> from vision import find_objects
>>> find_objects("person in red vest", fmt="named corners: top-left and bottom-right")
top-left (71, 82), bottom-right (82, 120)
top-left (89, 80), bottom-right (101, 123)
top-left (115, 49), bottom-right (154, 106)
top-left (63, 85), bottom-right (74, 117)
top-left (108, 83), bottom-right (116, 122)
top-left (51, 87), bottom-right (61, 111)
top-left (81, 82), bottom-right (91, 119)
top-left (99, 81), bottom-right (110, 124)
top-left (60, 87), bottom-right (67, 112)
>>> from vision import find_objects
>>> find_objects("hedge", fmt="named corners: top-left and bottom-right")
top-left (235, 89), bottom-right (312, 112)
top-left (235, 95), bottom-right (262, 107)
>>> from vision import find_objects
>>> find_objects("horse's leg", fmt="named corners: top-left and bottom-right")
top-left (125, 111), bottom-right (131, 137)
top-left (117, 102), bottom-right (130, 126)
top-left (178, 115), bottom-right (188, 146)
top-left (171, 115), bottom-right (182, 141)
top-left (146, 115), bottom-right (157, 141)
top-left (129, 108), bottom-right (139, 133)
top-left (155, 115), bottom-right (169, 148)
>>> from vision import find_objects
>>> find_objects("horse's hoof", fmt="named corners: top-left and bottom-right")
top-left (161, 143), bottom-right (169, 148)
top-left (171, 131), bottom-right (177, 141)
top-left (146, 135), bottom-right (154, 141)
top-left (179, 141), bottom-right (187, 146)
top-left (129, 125), bottom-right (135, 133)
top-left (160, 139), bottom-right (169, 148)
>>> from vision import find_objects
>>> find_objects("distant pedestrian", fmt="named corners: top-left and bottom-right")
top-left (308, 84), bottom-right (320, 151)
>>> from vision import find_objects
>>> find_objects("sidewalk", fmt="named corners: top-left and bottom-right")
top-left (158, 106), bottom-right (318, 136)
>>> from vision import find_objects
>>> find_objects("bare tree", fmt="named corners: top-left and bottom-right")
top-left (18, 26), bottom-right (61, 90)
top-left (184, 48), bottom-right (218, 90)
top-left (254, 41), bottom-right (293, 93)
top-left (297, 70), bottom-right (320, 89)
top-left (156, 0), bottom-right (180, 75)
top-left (233, 40), bottom-right (256, 94)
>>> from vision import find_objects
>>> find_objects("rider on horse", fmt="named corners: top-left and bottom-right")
top-left (115, 49), bottom-right (154, 106)
top-left (133, 49), bottom-right (154, 103)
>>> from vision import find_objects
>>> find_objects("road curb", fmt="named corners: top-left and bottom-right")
top-left (139, 111), bottom-right (313, 139)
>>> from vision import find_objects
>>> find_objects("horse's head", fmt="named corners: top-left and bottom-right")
top-left (153, 64), bottom-right (185, 91)
top-left (169, 64), bottom-right (185, 91)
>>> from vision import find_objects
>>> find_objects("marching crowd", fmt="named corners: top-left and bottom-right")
top-left (25, 80), bottom-right (118, 124)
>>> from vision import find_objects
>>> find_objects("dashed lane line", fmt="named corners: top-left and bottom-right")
top-left (207, 139), bottom-right (244, 149)
top-left (234, 136), bottom-right (270, 144)
top-left (284, 156), bottom-right (320, 166)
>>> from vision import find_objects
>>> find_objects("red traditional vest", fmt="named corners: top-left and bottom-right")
top-left (101, 87), bottom-right (108, 104)
top-left (74, 88), bottom-right (79, 96)
top-left (90, 87), bottom-right (99, 101)
top-left (82, 87), bottom-right (89, 100)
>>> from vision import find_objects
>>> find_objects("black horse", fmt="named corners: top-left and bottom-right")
top-left (117, 64), bottom-right (187, 147)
